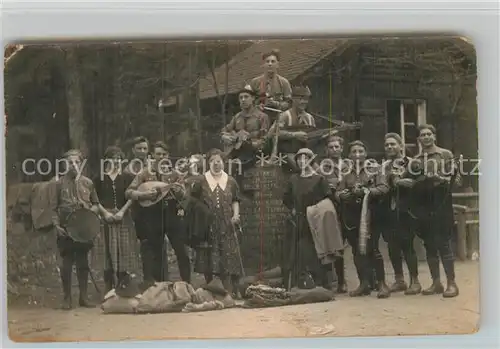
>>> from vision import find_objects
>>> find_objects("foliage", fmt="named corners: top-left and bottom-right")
top-left (5, 41), bottom-right (251, 178)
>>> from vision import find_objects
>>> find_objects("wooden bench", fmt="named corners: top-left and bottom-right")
top-left (452, 190), bottom-right (479, 261)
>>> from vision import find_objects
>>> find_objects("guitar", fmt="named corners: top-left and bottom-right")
top-left (223, 130), bottom-right (265, 160)
top-left (137, 181), bottom-right (186, 208)
top-left (222, 130), bottom-right (252, 154)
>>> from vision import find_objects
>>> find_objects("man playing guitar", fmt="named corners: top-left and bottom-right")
top-left (221, 85), bottom-right (269, 170)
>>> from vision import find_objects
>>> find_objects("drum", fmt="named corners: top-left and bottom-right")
top-left (65, 208), bottom-right (101, 243)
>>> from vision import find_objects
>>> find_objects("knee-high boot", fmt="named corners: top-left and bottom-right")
top-left (403, 245), bottom-right (422, 295)
top-left (321, 263), bottom-right (337, 294)
top-left (76, 267), bottom-right (95, 308)
top-left (334, 257), bottom-right (347, 293)
top-left (103, 269), bottom-right (115, 294)
top-left (60, 260), bottom-right (73, 310)
top-left (422, 255), bottom-right (444, 295)
top-left (372, 249), bottom-right (390, 299)
top-left (349, 254), bottom-right (371, 297)
top-left (440, 239), bottom-right (459, 298)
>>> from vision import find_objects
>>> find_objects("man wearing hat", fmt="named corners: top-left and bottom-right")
top-left (267, 85), bottom-right (316, 172)
top-left (221, 85), bottom-right (270, 169)
top-left (282, 148), bottom-right (343, 292)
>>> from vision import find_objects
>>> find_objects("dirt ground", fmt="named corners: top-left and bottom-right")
top-left (7, 253), bottom-right (480, 343)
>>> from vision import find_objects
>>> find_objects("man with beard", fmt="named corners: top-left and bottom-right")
top-left (221, 85), bottom-right (269, 170)
top-left (126, 142), bottom-right (191, 285)
top-left (249, 49), bottom-right (292, 120)
top-left (381, 133), bottom-right (421, 295)
top-left (335, 141), bottom-right (391, 298)
top-left (409, 124), bottom-right (459, 298)
top-left (267, 86), bottom-right (316, 172)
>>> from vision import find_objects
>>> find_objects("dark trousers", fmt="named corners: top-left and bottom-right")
top-left (137, 203), bottom-right (191, 283)
top-left (330, 201), bottom-right (346, 286)
top-left (412, 187), bottom-right (456, 283)
top-left (166, 225), bottom-right (191, 283)
top-left (140, 237), bottom-right (169, 282)
top-left (416, 214), bottom-right (456, 282)
top-left (57, 236), bottom-right (93, 298)
top-left (382, 211), bottom-right (419, 279)
top-left (344, 226), bottom-right (386, 285)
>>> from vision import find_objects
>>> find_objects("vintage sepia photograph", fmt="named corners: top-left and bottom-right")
top-left (5, 36), bottom-right (479, 342)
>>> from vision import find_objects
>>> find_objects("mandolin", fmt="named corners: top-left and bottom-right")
top-left (137, 181), bottom-right (186, 208)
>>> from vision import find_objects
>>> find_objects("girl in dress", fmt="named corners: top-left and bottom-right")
top-left (192, 148), bottom-right (243, 297)
top-left (94, 146), bottom-right (140, 292)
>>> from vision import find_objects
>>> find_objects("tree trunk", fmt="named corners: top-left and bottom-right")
top-left (64, 47), bottom-right (89, 160)
top-left (194, 77), bottom-right (203, 152)
top-left (222, 43), bottom-right (230, 126)
top-left (113, 45), bottom-right (129, 145)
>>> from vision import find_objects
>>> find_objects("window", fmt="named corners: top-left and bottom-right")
top-left (386, 99), bottom-right (427, 156)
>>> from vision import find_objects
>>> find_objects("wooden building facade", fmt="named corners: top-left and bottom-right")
top-left (188, 37), bottom-right (478, 187)
top-left (5, 38), bottom-right (477, 188)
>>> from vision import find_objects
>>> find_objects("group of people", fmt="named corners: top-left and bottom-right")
top-left (281, 129), bottom-right (460, 301)
top-left (51, 138), bottom-right (242, 309)
top-left (50, 48), bottom-right (460, 311)
top-left (218, 48), bottom-right (460, 300)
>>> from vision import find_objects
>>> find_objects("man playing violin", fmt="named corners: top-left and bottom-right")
top-left (267, 85), bottom-right (316, 172)
top-left (221, 85), bottom-right (269, 171)
top-left (126, 141), bottom-right (191, 285)
top-left (51, 149), bottom-right (102, 310)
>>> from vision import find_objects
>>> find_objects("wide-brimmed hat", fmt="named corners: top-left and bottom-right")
top-left (292, 86), bottom-right (312, 97)
top-left (238, 84), bottom-right (258, 97)
top-left (321, 129), bottom-right (339, 142)
top-left (294, 148), bottom-right (315, 162)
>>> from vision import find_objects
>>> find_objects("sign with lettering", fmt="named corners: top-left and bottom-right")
top-left (240, 165), bottom-right (289, 275)
top-left (242, 164), bottom-right (287, 192)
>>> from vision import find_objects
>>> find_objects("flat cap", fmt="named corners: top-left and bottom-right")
top-left (292, 86), bottom-right (312, 97)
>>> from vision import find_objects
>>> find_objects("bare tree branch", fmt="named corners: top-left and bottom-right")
top-left (205, 47), bottom-right (225, 120)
